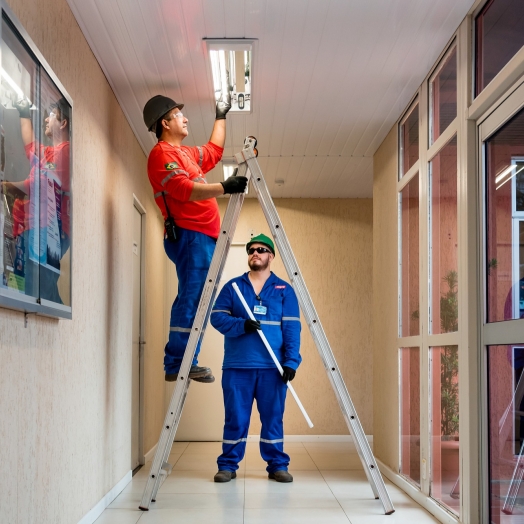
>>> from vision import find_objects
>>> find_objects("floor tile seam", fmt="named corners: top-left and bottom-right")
top-left (316, 463), bottom-right (354, 522)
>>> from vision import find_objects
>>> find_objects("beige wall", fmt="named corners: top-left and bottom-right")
top-left (207, 198), bottom-right (375, 435)
top-left (0, 0), bottom-right (166, 522)
top-left (372, 126), bottom-right (400, 471)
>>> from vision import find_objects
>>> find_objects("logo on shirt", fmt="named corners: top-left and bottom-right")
top-left (275, 285), bottom-right (286, 289)
top-left (45, 162), bottom-right (56, 170)
top-left (165, 162), bottom-right (179, 170)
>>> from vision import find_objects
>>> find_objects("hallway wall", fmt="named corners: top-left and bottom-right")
top-left (372, 126), bottom-right (400, 471)
top-left (0, 0), bottom-right (167, 522)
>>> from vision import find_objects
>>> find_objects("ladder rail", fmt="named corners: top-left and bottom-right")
top-left (239, 146), bottom-right (394, 514)
top-left (139, 166), bottom-right (249, 510)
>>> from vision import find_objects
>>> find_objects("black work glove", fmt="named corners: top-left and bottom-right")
top-left (282, 366), bottom-right (296, 383)
top-left (221, 171), bottom-right (248, 194)
top-left (215, 90), bottom-right (232, 120)
top-left (244, 319), bottom-right (261, 333)
top-left (13, 97), bottom-right (31, 118)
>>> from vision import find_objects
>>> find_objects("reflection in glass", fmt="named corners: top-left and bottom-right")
top-left (430, 46), bottom-right (457, 145)
top-left (0, 16), bottom-right (71, 306)
top-left (430, 136), bottom-right (458, 334)
top-left (400, 104), bottom-right (419, 177)
top-left (431, 345), bottom-right (460, 514)
top-left (400, 175), bottom-right (419, 337)
top-left (400, 347), bottom-right (420, 486)
top-left (488, 345), bottom-right (524, 521)
top-left (486, 107), bottom-right (524, 322)
top-left (475, 0), bottom-right (524, 96)
top-left (0, 17), bottom-right (38, 297)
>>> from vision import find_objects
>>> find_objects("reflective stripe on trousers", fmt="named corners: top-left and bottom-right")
top-left (217, 368), bottom-right (290, 473)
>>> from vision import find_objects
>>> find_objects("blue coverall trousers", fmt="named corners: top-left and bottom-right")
top-left (217, 368), bottom-right (290, 473)
top-left (163, 228), bottom-right (216, 374)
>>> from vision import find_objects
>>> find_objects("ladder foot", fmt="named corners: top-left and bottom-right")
top-left (385, 510), bottom-right (396, 515)
top-left (138, 506), bottom-right (149, 511)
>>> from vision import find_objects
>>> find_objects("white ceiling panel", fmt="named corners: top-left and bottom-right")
top-left (67, 0), bottom-right (475, 197)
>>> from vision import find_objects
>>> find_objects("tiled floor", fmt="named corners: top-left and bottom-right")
top-left (95, 441), bottom-right (440, 524)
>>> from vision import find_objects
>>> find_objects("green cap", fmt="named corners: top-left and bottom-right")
top-left (246, 233), bottom-right (275, 255)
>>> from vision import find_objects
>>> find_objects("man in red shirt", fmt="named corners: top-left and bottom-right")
top-left (4, 97), bottom-right (71, 304)
top-left (143, 93), bottom-right (247, 383)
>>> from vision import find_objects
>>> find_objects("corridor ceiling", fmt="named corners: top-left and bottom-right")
top-left (67, 0), bottom-right (475, 197)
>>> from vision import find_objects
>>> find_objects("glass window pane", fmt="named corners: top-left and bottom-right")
top-left (475, 0), bottom-right (524, 96)
top-left (38, 71), bottom-right (71, 306)
top-left (400, 175), bottom-right (419, 337)
top-left (0, 17), bottom-right (39, 298)
top-left (488, 344), bottom-right (524, 521)
top-left (431, 345), bottom-right (460, 515)
top-left (485, 107), bottom-right (524, 322)
top-left (400, 103), bottom-right (419, 177)
top-left (430, 47), bottom-right (457, 145)
top-left (401, 347), bottom-right (420, 486)
top-left (430, 136), bottom-right (458, 334)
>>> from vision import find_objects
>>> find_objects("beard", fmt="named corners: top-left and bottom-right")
top-left (248, 257), bottom-right (269, 272)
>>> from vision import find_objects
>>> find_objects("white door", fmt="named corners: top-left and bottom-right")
top-left (172, 244), bottom-right (248, 441)
top-left (131, 205), bottom-right (143, 468)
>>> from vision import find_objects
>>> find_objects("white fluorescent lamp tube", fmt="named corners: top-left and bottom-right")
top-left (232, 282), bottom-right (314, 428)
top-left (2, 68), bottom-right (23, 100)
top-left (496, 165), bottom-right (524, 191)
top-left (495, 164), bottom-right (516, 184)
top-left (219, 50), bottom-right (228, 100)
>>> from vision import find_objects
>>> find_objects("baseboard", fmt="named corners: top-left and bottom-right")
top-left (77, 470), bottom-right (132, 524)
top-left (247, 434), bottom-right (373, 443)
top-left (375, 459), bottom-right (459, 524)
top-left (144, 442), bottom-right (158, 463)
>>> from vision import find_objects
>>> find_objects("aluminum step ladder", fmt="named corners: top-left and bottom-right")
top-left (139, 137), bottom-right (395, 515)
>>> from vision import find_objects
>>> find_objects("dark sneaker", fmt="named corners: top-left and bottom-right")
top-left (165, 365), bottom-right (212, 382)
top-left (214, 470), bottom-right (237, 483)
top-left (268, 470), bottom-right (293, 483)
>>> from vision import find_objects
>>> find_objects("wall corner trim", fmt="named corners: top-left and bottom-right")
top-left (77, 470), bottom-right (132, 524)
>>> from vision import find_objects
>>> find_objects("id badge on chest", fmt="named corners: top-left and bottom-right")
top-left (253, 305), bottom-right (267, 315)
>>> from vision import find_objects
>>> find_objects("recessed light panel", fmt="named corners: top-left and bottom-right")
top-left (205, 39), bottom-right (255, 114)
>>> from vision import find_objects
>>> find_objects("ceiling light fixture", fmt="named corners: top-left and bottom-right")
top-left (204, 39), bottom-right (255, 114)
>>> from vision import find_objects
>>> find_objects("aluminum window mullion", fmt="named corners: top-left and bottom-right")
top-left (418, 78), bottom-right (431, 497)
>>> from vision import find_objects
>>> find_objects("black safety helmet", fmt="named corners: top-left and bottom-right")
top-left (143, 95), bottom-right (184, 132)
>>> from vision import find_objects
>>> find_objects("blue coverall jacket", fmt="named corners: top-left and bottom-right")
top-left (210, 271), bottom-right (302, 370)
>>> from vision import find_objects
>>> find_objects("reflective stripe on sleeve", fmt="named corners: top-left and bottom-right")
top-left (260, 438), bottom-right (284, 444)
top-left (161, 169), bottom-right (189, 186)
top-left (282, 317), bottom-right (300, 322)
top-left (223, 438), bottom-right (248, 445)
top-left (211, 309), bottom-right (231, 315)
top-left (260, 320), bottom-right (281, 326)
top-left (154, 191), bottom-right (165, 199)
top-left (170, 327), bottom-right (192, 333)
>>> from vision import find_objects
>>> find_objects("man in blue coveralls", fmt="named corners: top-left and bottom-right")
top-left (210, 233), bottom-right (301, 483)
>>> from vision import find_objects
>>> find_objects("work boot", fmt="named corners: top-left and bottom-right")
top-left (165, 365), bottom-right (212, 382)
top-left (214, 470), bottom-right (237, 483)
top-left (192, 374), bottom-right (215, 383)
top-left (268, 470), bottom-right (293, 483)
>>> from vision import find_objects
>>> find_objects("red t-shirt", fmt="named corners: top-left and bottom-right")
top-left (13, 141), bottom-right (70, 236)
top-left (147, 141), bottom-right (223, 239)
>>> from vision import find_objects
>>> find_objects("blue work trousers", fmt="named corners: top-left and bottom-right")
top-left (163, 228), bottom-right (216, 374)
top-left (217, 368), bottom-right (290, 473)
